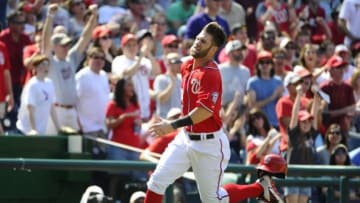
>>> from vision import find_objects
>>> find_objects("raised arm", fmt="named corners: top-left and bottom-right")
top-left (41, 4), bottom-right (58, 57)
top-left (289, 84), bottom-right (303, 129)
top-left (72, 4), bottom-right (98, 54)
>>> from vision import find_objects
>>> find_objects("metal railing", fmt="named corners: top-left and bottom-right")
top-left (0, 158), bottom-right (359, 203)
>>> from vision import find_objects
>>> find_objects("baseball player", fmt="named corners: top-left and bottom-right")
top-left (145, 22), bottom-right (284, 203)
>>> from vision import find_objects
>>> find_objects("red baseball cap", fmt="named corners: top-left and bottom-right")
top-left (92, 26), bottom-right (111, 40)
top-left (161, 35), bottom-right (179, 47)
top-left (298, 110), bottom-right (313, 121)
top-left (326, 55), bottom-right (348, 69)
top-left (121, 33), bottom-right (137, 46)
top-left (257, 51), bottom-right (272, 61)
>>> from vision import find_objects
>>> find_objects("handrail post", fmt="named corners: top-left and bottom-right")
top-left (164, 185), bottom-right (174, 203)
top-left (339, 176), bottom-right (349, 203)
top-left (326, 186), bottom-right (334, 203)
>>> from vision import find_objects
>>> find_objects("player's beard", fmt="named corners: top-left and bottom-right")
top-left (190, 45), bottom-right (212, 58)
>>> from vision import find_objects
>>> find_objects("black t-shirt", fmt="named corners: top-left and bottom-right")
top-left (287, 125), bottom-right (317, 165)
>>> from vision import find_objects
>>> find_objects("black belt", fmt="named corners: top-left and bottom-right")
top-left (188, 133), bottom-right (214, 141)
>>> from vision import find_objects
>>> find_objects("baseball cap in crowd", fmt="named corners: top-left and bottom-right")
top-left (92, 25), bottom-right (111, 40)
top-left (121, 33), bottom-right (137, 46)
top-left (136, 29), bottom-right (152, 42)
top-left (51, 33), bottom-right (72, 46)
top-left (284, 71), bottom-right (301, 87)
top-left (161, 34), bottom-right (179, 47)
top-left (231, 23), bottom-right (246, 34)
top-left (335, 44), bottom-right (349, 53)
top-left (298, 110), bottom-right (313, 121)
top-left (326, 55), bottom-right (348, 69)
top-left (257, 50), bottom-right (272, 61)
top-left (129, 191), bottom-right (146, 203)
top-left (279, 37), bottom-right (294, 49)
top-left (224, 40), bottom-right (244, 54)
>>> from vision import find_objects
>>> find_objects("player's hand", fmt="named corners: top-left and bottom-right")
top-left (149, 120), bottom-right (174, 137)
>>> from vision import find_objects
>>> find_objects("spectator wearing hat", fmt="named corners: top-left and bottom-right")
top-left (0, 11), bottom-right (32, 105)
top-left (285, 82), bottom-right (320, 203)
top-left (338, 0), bottom-right (360, 47)
top-left (218, 23), bottom-right (257, 75)
top-left (41, 3), bottom-right (98, 134)
top-left (276, 70), bottom-right (311, 152)
top-left (0, 42), bottom-right (14, 134)
top-left (112, 33), bottom-right (160, 121)
top-left (246, 51), bottom-right (283, 128)
top-left (316, 123), bottom-right (347, 165)
top-left (279, 37), bottom-right (298, 67)
top-left (219, 0), bottom-right (246, 29)
top-left (320, 55), bottom-right (356, 131)
top-left (322, 144), bottom-right (360, 202)
top-left (334, 44), bottom-right (355, 81)
top-left (153, 52), bottom-right (182, 119)
top-left (92, 25), bottom-right (114, 73)
top-left (219, 40), bottom-right (250, 107)
top-left (129, 191), bottom-right (146, 203)
top-left (16, 54), bottom-right (60, 135)
top-left (158, 34), bottom-right (180, 73)
top-left (165, 0), bottom-right (195, 34)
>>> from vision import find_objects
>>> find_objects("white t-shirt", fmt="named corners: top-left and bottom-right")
top-left (76, 67), bottom-right (110, 133)
top-left (339, 0), bottom-right (360, 46)
top-left (17, 77), bottom-right (56, 135)
top-left (112, 55), bottom-right (152, 119)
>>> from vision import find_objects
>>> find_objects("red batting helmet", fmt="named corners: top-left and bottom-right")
top-left (256, 154), bottom-right (287, 178)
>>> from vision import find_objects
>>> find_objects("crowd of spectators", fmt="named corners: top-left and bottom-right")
top-left (1, 0), bottom-right (360, 202)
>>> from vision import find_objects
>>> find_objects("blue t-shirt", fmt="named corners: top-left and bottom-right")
top-left (184, 12), bottom-right (230, 40)
top-left (246, 76), bottom-right (283, 127)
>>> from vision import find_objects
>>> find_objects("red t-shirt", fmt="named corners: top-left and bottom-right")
top-left (23, 44), bottom-right (39, 85)
top-left (328, 21), bottom-right (345, 45)
top-left (0, 28), bottom-right (32, 84)
top-left (147, 131), bottom-right (177, 154)
top-left (105, 100), bottom-right (142, 148)
top-left (0, 42), bottom-right (11, 102)
top-left (276, 95), bottom-right (310, 151)
top-left (271, 3), bottom-right (291, 36)
top-left (181, 58), bottom-right (222, 132)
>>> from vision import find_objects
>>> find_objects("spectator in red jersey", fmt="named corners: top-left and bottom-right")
top-left (0, 42), bottom-right (14, 134)
top-left (0, 11), bottom-right (32, 105)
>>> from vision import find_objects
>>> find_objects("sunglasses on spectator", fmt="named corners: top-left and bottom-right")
top-left (259, 60), bottom-right (272, 65)
top-left (329, 131), bottom-right (341, 135)
top-left (91, 55), bottom-right (105, 60)
top-left (274, 55), bottom-right (286, 59)
top-left (166, 44), bottom-right (179, 49)
top-left (169, 58), bottom-right (182, 64)
top-left (100, 36), bottom-right (110, 40)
